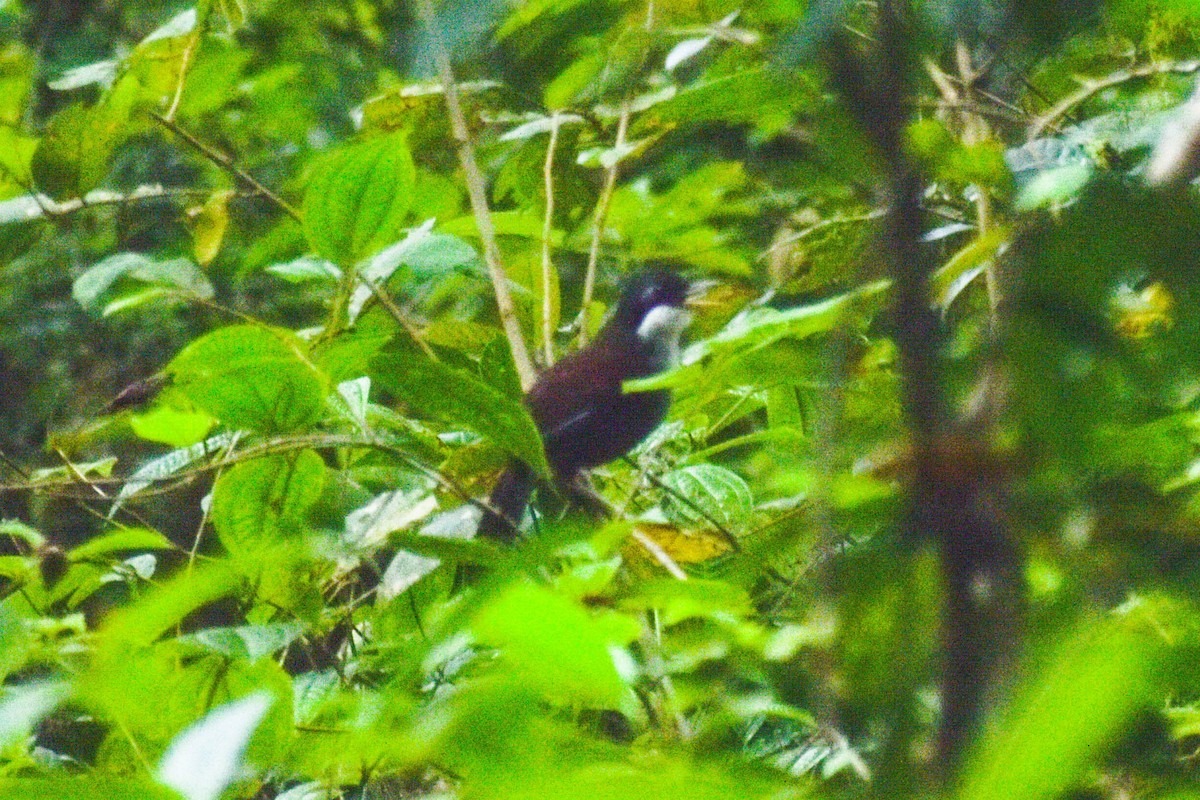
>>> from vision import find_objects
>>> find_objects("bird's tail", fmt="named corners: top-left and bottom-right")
top-left (476, 460), bottom-right (535, 543)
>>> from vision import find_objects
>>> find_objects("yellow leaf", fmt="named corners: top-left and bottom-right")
top-left (625, 521), bottom-right (731, 574)
top-left (188, 190), bottom-right (233, 266)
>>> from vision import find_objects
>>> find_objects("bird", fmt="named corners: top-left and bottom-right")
top-left (477, 268), bottom-right (694, 542)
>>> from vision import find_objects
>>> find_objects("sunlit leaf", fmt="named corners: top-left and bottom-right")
top-left (304, 132), bottom-right (416, 266)
top-left (129, 405), bottom-right (215, 448)
top-left (958, 617), bottom-right (1167, 800)
top-left (158, 692), bottom-right (273, 800)
top-left (0, 778), bottom-right (180, 800)
top-left (70, 528), bottom-right (175, 561)
top-left (211, 450), bottom-right (326, 555)
top-left (168, 325), bottom-right (328, 432)
top-left (473, 583), bottom-right (626, 706)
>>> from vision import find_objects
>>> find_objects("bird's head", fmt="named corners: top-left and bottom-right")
top-left (611, 267), bottom-right (691, 340)
top-left (595, 268), bottom-right (696, 373)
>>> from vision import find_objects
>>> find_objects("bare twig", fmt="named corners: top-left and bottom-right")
top-left (362, 279), bottom-right (437, 360)
top-left (541, 113), bottom-right (562, 365)
top-left (952, 40), bottom-right (999, 310)
top-left (1028, 59), bottom-right (1200, 139)
top-left (149, 111), bottom-right (303, 222)
top-left (414, 0), bottom-right (536, 390)
top-left (52, 449), bottom-right (156, 530)
top-left (579, 107), bottom-right (630, 346)
top-left (187, 431), bottom-right (241, 570)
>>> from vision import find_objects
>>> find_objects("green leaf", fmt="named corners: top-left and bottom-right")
top-left (168, 325), bottom-right (328, 432)
top-left (211, 450), bottom-right (326, 556)
top-left (932, 228), bottom-right (1007, 309)
top-left (265, 256), bottom-right (341, 284)
top-left (30, 90), bottom-right (134, 200)
top-left (628, 280), bottom-right (890, 392)
top-left (96, 561), bottom-right (243, 650)
top-left (371, 338), bottom-right (551, 479)
top-left (114, 433), bottom-right (237, 514)
top-left (158, 692), bottom-right (273, 800)
top-left (0, 520), bottom-right (45, 549)
top-left (73, 252), bottom-right (214, 314)
top-left (47, 60), bottom-right (118, 91)
top-left (1014, 162), bottom-right (1093, 211)
top-left (0, 778), bottom-right (181, 800)
top-left (440, 210), bottom-right (560, 243)
top-left (303, 132), bottom-right (416, 266)
top-left (348, 225), bottom-right (478, 321)
top-left (621, 578), bottom-right (753, 625)
top-left (0, 127), bottom-right (39, 198)
top-left (958, 617), bottom-right (1166, 800)
top-left (129, 405), bottom-right (215, 448)
top-left (659, 464), bottom-right (753, 530)
top-left (371, 229), bottom-right (478, 278)
top-left (70, 528), bottom-right (175, 561)
top-left (179, 623), bottom-right (306, 662)
top-left (473, 583), bottom-right (626, 706)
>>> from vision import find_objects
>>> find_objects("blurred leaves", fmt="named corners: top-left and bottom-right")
top-left (5, 1), bottom-right (1200, 799)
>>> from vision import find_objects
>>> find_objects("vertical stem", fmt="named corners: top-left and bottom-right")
top-left (163, 0), bottom-right (212, 121)
top-left (541, 113), bottom-right (562, 365)
top-left (579, 107), bottom-right (629, 346)
top-left (415, 0), bottom-right (537, 390)
top-left (954, 39), bottom-right (1001, 312)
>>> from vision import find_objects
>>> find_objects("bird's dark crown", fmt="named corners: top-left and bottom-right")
top-left (610, 268), bottom-right (689, 328)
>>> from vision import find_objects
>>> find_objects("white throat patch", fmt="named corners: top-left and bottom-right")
top-left (637, 305), bottom-right (692, 365)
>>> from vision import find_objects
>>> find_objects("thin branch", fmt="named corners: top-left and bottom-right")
top-left (362, 279), bottom-right (437, 360)
top-left (1, 185), bottom-right (217, 223)
top-left (414, 0), bottom-right (537, 391)
top-left (540, 113), bottom-right (562, 365)
top-left (952, 40), bottom-right (999, 311)
top-left (1028, 59), bottom-right (1200, 139)
top-left (149, 111), bottom-right (303, 222)
top-left (913, 98), bottom-right (1028, 127)
top-left (187, 431), bottom-right (241, 570)
top-left (579, 106), bottom-right (630, 346)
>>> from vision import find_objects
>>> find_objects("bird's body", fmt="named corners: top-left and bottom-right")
top-left (477, 269), bottom-right (692, 542)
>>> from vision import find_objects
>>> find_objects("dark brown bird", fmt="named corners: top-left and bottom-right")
top-left (477, 269), bottom-right (693, 542)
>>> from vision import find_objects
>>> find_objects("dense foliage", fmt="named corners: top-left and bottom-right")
top-left (4, 0), bottom-right (1200, 798)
